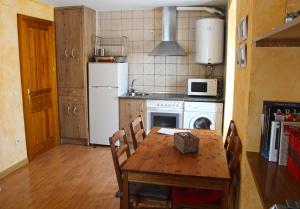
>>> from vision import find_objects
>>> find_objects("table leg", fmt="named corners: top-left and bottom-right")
top-left (222, 181), bottom-right (230, 209)
top-left (121, 171), bottom-right (129, 209)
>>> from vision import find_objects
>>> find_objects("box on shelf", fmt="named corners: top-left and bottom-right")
top-left (287, 127), bottom-right (300, 181)
top-left (174, 132), bottom-right (199, 154)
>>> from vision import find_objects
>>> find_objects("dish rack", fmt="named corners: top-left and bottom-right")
top-left (93, 36), bottom-right (128, 57)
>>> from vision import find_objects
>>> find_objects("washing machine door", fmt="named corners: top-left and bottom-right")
top-left (189, 114), bottom-right (216, 130)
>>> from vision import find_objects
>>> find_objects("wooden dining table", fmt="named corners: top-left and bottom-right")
top-left (121, 127), bottom-right (231, 209)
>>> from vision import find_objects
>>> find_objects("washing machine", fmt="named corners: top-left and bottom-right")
top-left (183, 102), bottom-right (223, 132)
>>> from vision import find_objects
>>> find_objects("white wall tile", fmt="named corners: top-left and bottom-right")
top-left (144, 18), bottom-right (154, 29)
top-left (132, 10), bottom-right (143, 18)
top-left (155, 75), bottom-right (166, 87)
top-left (144, 54), bottom-right (154, 63)
top-left (131, 30), bottom-right (143, 41)
top-left (166, 64), bottom-right (177, 75)
top-left (166, 56), bottom-right (177, 64)
top-left (96, 8), bottom-right (224, 93)
top-left (144, 9), bottom-right (154, 18)
top-left (132, 19), bottom-right (144, 30)
top-left (143, 41), bottom-right (155, 53)
top-left (111, 11), bottom-right (121, 19)
top-left (122, 19), bottom-right (132, 30)
top-left (132, 53), bottom-right (144, 63)
top-left (144, 64), bottom-right (155, 74)
top-left (154, 18), bottom-right (162, 29)
top-left (154, 64), bottom-right (166, 75)
top-left (122, 10), bottom-right (133, 18)
top-left (130, 63), bottom-right (143, 74)
top-left (132, 41), bottom-right (144, 52)
top-left (177, 17), bottom-right (189, 29)
top-left (144, 30), bottom-right (154, 40)
top-left (166, 76), bottom-right (177, 87)
top-left (99, 11), bottom-right (111, 19)
top-left (111, 19), bottom-right (122, 31)
top-left (177, 64), bottom-right (189, 76)
top-left (143, 75), bottom-right (155, 86)
top-left (154, 56), bottom-right (165, 64)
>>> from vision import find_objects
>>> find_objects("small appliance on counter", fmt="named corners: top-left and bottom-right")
top-left (188, 78), bottom-right (218, 96)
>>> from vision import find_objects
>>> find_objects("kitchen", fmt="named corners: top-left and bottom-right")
top-left (1, 0), bottom-right (300, 209)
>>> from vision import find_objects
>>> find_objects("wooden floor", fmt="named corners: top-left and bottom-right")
top-left (0, 145), bottom-right (119, 209)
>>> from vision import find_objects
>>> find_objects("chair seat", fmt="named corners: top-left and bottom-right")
top-left (129, 182), bottom-right (171, 201)
top-left (172, 187), bottom-right (223, 205)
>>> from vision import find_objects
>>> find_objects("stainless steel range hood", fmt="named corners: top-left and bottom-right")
top-left (149, 6), bottom-right (185, 56)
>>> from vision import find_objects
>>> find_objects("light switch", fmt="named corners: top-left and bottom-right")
top-left (13, 88), bottom-right (19, 97)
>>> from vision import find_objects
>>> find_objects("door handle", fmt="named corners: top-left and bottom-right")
top-left (73, 106), bottom-right (77, 115)
top-left (27, 89), bottom-right (31, 104)
top-left (67, 105), bottom-right (71, 114)
top-left (64, 48), bottom-right (68, 58)
top-left (71, 48), bottom-right (75, 59)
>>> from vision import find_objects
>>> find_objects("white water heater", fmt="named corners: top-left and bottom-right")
top-left (195, 18), bottom-right (224, 64)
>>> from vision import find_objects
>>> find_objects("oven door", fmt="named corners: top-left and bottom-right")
top-left (147, 109), bottom-right (183, 133)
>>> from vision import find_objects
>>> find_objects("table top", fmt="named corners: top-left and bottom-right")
top-left (123, 127), bottom-right (230, 180)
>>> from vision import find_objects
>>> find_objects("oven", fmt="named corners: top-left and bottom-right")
top-left (146, 100), bottom-right (184, 133)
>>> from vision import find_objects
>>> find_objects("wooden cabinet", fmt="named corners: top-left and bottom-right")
top-left (55, 6), bottom-right (95, 145)
top-left (119, 99), bottom-right (147, 142)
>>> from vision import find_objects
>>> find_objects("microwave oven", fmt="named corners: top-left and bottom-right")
top-left (188, 78), bottom-right (218, 96)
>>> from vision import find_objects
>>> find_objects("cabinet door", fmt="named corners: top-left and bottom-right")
top-left (72, 104), bottom-right (87, 138)
top-left (119, 99), bottom-right (147, 141)
top-left (59, 102), bottom-right (74, 138)
top-left (66, 8), bottom-right (84, 88)
top-left (55, 9), bottom-right (70, 88)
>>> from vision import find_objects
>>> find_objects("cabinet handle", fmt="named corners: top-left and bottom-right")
top-left (141, 102), bottom-right (144, 112)
top-left (67, 105), bottom-right (71, 113)
top-left (71, 48), bottom-right (75, 59)
top-left (73, 106), bottom-right (77, 114)
top-left (64, 48), bottom-right (68, 58)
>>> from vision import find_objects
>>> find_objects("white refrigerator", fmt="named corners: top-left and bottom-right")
top-left (88, 63), bottom-right (128, 145)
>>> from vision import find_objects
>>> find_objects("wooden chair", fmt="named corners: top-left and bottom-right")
top-left (109, 129), bottom-right (171, 209)
top-left (224, 120), bottom-right (238, 151)
top-left (172, 135), bottom-right (243, 209)
top-left (130, 115), bottom-right (146, 151)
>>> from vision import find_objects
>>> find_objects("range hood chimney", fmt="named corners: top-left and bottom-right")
top-left (149, 6), bottom-right (185, 56)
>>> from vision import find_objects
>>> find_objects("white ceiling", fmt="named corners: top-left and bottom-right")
top-left (41, 0), bottom-right (226, 11)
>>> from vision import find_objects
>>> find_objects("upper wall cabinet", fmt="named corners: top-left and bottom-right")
top-left (254, 16), bottom-right (300, 47)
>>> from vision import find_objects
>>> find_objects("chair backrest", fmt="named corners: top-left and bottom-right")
top-left (226, 135), bottom-right (242, 178)
top-left (130, 115), bottom-right (146, 151)
top-left (224, 120), bottom-right (238, 151)
top-left (109, 129), bottom-right (131, 191)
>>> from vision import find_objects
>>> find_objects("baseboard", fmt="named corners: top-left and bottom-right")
top-left (0, 158), bottom-right (28, 179)
top-left (61, 137), bottom-right (88, 146)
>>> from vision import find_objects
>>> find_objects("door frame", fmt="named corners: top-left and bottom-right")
top-left (17, 14), bottom-right (61, 160)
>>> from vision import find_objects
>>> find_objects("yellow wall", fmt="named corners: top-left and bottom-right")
top-left (223, 0), bottom-right (236, 139)
top-left (0, 0), bottom-right (53, 174)
top-left (229, 0), bottom-right (300, 208)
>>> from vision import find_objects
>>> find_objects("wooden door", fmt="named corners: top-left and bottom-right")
top-left (18, 14), bottom-right (60, 160)
top-left (66, 8), bottom-right (84, 88)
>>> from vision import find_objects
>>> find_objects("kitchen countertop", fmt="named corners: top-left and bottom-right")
top-left (119, 93), bottom-right (224, 103)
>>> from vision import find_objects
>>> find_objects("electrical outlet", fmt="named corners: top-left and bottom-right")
top-left (15, 137), bottom-right (21, 145)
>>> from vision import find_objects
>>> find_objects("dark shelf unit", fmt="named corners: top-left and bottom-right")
top-left (254, 16), bottom-right (300, 47)
top-left (247, 151), bottom-right (300, 209)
